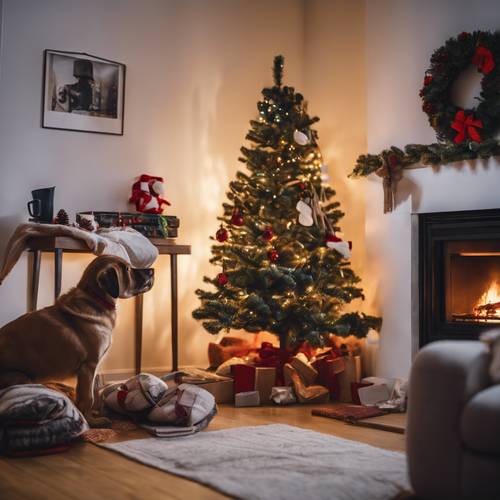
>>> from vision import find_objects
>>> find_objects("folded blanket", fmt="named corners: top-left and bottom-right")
top-left (0, 223), bottom-right (158, 284)
top-left (0, 384), bottom-right (88, 453)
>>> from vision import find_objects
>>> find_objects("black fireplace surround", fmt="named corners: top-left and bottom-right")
top-left (419, 208), bottom-right (500, 346)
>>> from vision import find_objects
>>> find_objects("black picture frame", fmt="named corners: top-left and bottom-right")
top-left (42, 49), bottom-right (126, 135)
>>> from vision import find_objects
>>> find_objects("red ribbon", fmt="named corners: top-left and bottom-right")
top-left (253, 342), bottom-right (293, 386)
top-left (472, 46), bottom-right (495, 75)
top-left (451, 110), bottom-right (483, 144)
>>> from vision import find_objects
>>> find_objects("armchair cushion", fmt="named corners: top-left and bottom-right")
top-left (461, 384), bottom-right (500, 454)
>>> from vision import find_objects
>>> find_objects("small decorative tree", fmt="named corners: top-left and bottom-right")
top-left (193, 56), bottom-right (381, 349)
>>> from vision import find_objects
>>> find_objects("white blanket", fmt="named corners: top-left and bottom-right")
top-left (0, 223), bottom-right (158, 284)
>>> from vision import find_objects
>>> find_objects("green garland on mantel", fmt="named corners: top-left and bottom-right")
top-left (350, 30), bottom-right (500, 213)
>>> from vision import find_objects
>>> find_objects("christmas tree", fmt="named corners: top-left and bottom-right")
top-left (193, 56), bottom-right (381, 349)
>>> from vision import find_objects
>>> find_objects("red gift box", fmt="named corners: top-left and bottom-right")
top-left (231, 364), bottom-right (276, 404)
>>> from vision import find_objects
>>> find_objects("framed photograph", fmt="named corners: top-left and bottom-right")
top-left (42, 50), bottom-right (126, 135)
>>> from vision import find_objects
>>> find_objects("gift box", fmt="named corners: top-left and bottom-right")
top-left (350, 382), bottom-right (373, 405)
top-left (311, 354), bottom-right (344, 399)
top-left (232, 365), bottom-right (276, 404)
top-left (290, 353), bottom-right (318, 386)
top-left (235, 391), bottom-right (260, 407)
top-left (336, 355), bottom-right (362, 403)
top-left (196, 379), bottom-right (234, 404)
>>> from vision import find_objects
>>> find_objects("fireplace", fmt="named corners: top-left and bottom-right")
top-left (419, 208), bottom-right (500, 346)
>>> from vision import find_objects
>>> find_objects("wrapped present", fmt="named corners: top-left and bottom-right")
top-left (231, 364), bottom-right (276, 404)
top-left (350, 382), bottom-right (374, 405)
top-left (208, 337), bottom-right (253, 369)
top-left (284, 365), bottom-right (329, 404)
top-left (270, 386), bottom-right (296, 405)
top-left (173, 368), bottom-right (234, 404)
top-left (358, 384), bottom-right (391, 406)
top-left (311, 352), bottom-right (344, 399)
top-left (336, 355), bottom-right (362, 403)
top-left (196, 380), bottom-right (234, 404)
top-left (289, 353), bottom-right (318, 386)
top-left (235, 391), bottom-right (260, 407)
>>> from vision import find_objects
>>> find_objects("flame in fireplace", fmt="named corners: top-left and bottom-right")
top-left (473, 281), bottom-right (500, 319)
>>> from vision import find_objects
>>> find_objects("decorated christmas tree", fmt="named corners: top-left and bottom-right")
top-left (193, 56), bottom-right (381, 349)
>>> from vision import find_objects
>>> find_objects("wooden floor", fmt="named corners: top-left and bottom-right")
top-left (0, 404), bottom-right (406, 500)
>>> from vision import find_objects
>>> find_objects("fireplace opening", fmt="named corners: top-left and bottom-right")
top-left (419, 208), bottom-right (500, 346)
top-left (446, 240), bottom-right (500, 323)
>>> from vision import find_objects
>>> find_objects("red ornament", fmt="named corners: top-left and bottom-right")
top-left (231, 209), bottom-right (244, 226)
top-left (262, 226), bottom-right (274, 241)
top-left (268, 249), bottom-right (279, 263)
top-left (472, 46), bottom-right (495, 75)
top-left (423, 74), bottom-right (433, 86)
top-left (217, 273), bottom-right (229, 286)
top-left (451, 110), bottom-right (483, 144)
top-left (216, 225), bottom-right (228, 242)
top-left (299, 182), bottom-right (306, 190)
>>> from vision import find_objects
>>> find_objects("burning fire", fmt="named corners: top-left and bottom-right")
top-left (474, 281), bottom-right (500, 319)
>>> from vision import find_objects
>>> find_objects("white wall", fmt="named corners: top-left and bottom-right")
top-left (365, 0), bottom-right (500, 378)
top-left (304, 0), bottom-right (368, 302)
top-left (0, 0), bottom-right (304, 373)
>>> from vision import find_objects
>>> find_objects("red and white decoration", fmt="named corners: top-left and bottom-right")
top-left (129, 174), bottom-right (171, 214)
top-left (326, 233), bottom-right (352, 259)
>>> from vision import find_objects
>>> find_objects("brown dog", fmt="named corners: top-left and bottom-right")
top-left (0, 255), bottom-right (154, 427)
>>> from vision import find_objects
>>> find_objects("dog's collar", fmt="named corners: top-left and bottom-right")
top-left (84, 288), bottom-right (116, 311)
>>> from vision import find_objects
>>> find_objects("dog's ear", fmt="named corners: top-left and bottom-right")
top-left (97, 266), bottom-right (120, 298)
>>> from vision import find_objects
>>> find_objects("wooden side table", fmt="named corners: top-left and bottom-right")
top-left (26, 236), bottom-right (191, 374)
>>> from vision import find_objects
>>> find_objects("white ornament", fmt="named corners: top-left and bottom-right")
top-left (296, 200), bottom-right (313, 227)
top-left (326, 239), bottom-right (351, 259)
top-left (293, 130), bottom-right (309, 146)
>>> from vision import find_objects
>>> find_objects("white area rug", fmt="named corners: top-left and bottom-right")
top-left (101, 423), bottom-right (410, 500)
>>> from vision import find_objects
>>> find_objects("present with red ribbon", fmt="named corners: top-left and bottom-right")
top-left (231, 364), bottom-right (276, 405)
top-left (311, 350), bottom-right (345, 400)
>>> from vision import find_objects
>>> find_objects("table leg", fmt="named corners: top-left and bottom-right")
top-left (170, 254), bottom-right (178, 372)
top-left (135, 294), bottom-right (144, 375)
top-left (28, 250), bottom-right (41, 312)
top-left (54, 248), bottom-right (63, 301)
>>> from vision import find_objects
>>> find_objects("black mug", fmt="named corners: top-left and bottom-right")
top-left (27, 187), bottom-right (55, 223)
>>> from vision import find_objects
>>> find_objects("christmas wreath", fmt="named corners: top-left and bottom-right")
top-left (351, 30), bottom-right (500, 212)
top-left (421, 30), bottom-right (500, 144)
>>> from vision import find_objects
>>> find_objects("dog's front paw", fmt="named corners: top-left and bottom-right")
top-left (86, 415), bottom-right (112, 428)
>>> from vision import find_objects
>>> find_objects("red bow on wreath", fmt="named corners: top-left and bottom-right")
top-left (472, 46), bottom-right (495, 75)
top-left (451, 110), bottom-right (483, 144)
